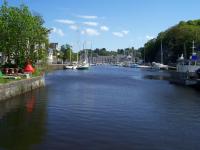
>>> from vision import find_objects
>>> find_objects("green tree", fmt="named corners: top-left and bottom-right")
top-left (0, 1), bottom-right (49, 67)
top-left (61, 44), bottom-right (74, 62)
top-left (142, 19), bottom-right (200, 64)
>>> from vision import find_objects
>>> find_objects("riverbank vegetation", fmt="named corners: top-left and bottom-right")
top-left (0, 1), bottom-right (49, 84)
top-left (141, 20), bottom-right (200, 64)
top-left (0, 1), bottom-right (49, 68)
top-left (58, 43), bottom-right (140, 62)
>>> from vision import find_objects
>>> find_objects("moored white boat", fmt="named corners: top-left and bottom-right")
top-left (176, 41), bottom-right (200, 76)
top-left (170, 41), bottom-right (200, 86)
top-left (176, 54), bottom-right (200, 77)
top-left (77, 43), bottom-right (90, 70)
top-left (64, 64), bottom-right (77, 70)
top-left (130, 63), bottom-right (139, 68)
top-left (138, 65), bottom-right (152, 69)
top-left (76, 61), bottom-right (89, 70)
top-left (151, 40), bottom-right (168, 70)
top-left (152, 62), bottom-right (168, 70)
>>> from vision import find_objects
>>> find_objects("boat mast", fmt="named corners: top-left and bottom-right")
top-left (69, 45), bottom-right (73, 64)
top-left (77, 52), bottom-right (79, 63)
top-left (83, 42), bottom-right (85, 62)
top-left (161, 39), bottom-right (163, 64)
top-left (192, 40), bottom-right (195, 54)
top-left (144, 48), bottom-right (145, 64)
top-left (83, 41), bottom-right (88, 63)
top-left (184, 43), bottom-right (187, 59)
top-left (192, 40), bottom-right (197, 66)
top-left (70, 47), bottom-right (72, 64)
top-left (90, 41), bottom-right (93, 64)
top-left (132, 47), bottom-right (135, 63)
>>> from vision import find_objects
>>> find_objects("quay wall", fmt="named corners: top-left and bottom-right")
top-left (47, 64), bottom-right (64, 70)
top-left (0, 76), bottom-right (45, 101)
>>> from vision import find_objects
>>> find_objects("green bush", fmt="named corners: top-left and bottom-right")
top-left (32, 68), bottom-right (44, 77)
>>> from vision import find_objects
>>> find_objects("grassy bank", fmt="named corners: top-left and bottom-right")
top-left (0, 67), bottom-right (45, 84)
top-left (0, 78), bottom-right (9, 84)
top-left (0, 64), bottom-right (63, 84)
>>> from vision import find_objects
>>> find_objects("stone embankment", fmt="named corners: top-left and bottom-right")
top-left (0, 76), bottom-right (45, 101)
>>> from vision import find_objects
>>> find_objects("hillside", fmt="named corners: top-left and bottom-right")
top-left (142, 19), bottom-right (200, 64)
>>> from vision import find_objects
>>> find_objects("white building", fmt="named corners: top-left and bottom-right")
top-left (48, 48), bottom-right (54, 64)
top-left (48, 43), bottom-right (59, 64)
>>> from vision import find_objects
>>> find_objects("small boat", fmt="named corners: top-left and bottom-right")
top-left (64, 47), bottom-right (77, 69)
top-left (138, 65), bottom-right (152, 69)
top-left (152, 40), bottom-right (168, 70)
top-left (64, 65), bottom-right (74, 69)
top-left (64, 64), bottom-right (77, 70)
top-left (152, 62), bottom-right (168, 70)
top-left (130, 63), bottom-right (139, 68)
top-left (77, 42), bottom-right (90, 70)
top-left (90, 63), bottom-right (96, 66)
top-left (170, 41), bottom-right (200, 86)
top-left (76, 61), bottom-right (89, 70)
top-left (176, 41), bottom-right (200, 77)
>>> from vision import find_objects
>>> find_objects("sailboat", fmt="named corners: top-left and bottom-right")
top-left (64, 48), bottom-right (77, 69)
top-left (176, 41), bottom-right (200, 76)
top-left (130, 48), bottom-right (139, 68)
top-left (76, 42), bottom-right (89, 70)
top-left (152, 40), bottom-right (168, 70)
top-left (170, 41), bottom-right (200, 85)
top-left (89, 42), bottom-right (95, 66)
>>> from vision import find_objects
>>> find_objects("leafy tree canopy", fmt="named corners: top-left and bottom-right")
top-left (0, 1), bottom-right (49, 67)
top-left (141, 19), bottom-right (200, 64)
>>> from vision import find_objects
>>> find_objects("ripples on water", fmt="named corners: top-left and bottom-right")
top-left (0, 66), bottom-right (200, 150)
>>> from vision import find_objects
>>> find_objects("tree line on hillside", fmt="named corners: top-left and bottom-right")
top-left (57, 44), bottom-right (141, 62)
top-left (140, 20), bottom-right (200, 64)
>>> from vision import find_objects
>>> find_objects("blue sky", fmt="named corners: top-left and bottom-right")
top-left (1, 0), bottom-right (200, 51)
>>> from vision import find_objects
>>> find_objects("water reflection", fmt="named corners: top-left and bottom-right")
top-left (0, 88), bottom-right (47, 150)
top-left (143, 74), bottom-right (170, 81)
top-left (26, 96), bottom-right (36, 113)
top-left (0, 66), bottom-right (200, 150)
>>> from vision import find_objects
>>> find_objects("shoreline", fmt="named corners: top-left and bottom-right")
top-left (0, 76), bottom-right (45, 101)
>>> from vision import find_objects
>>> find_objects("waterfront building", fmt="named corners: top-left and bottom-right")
top-left (48, 43), bottom-right (61, 64)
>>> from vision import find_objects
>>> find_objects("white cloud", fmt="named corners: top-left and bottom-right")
top-left (69, 25), bottom-right (78, 31)
top-left (83, 22), bottom-right (98, 26)
top-left (77, 15), bottom-right (98, 19)
top-left (55, 19), bottom-right (75, 25)
top-left (52, 27), bottom-right (64, 37)
top-left (81, 28), bottom-right (100, 36)
top-left (112, 32), bottom-right (124, 38)
top-left (146, 35), bottom-right (154, 40)
top-left (112, 30), bottom-right (130, 38)
top-left (100, 26), bottom-right (109, 31)
top-left (122, 30), bottom-right (129, 35)
top-left (81, 30), bottom-right (85, 35)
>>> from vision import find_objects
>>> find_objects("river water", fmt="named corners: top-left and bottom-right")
top-left (0, 66), bottom-right (200, 150)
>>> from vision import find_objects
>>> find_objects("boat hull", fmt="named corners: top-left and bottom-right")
top-left (64, 65), bottom-right (77, 70)
top-left (76, 67), bottom-right (89, 70)
top-left (76, 63), bottom-right (89, 70)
